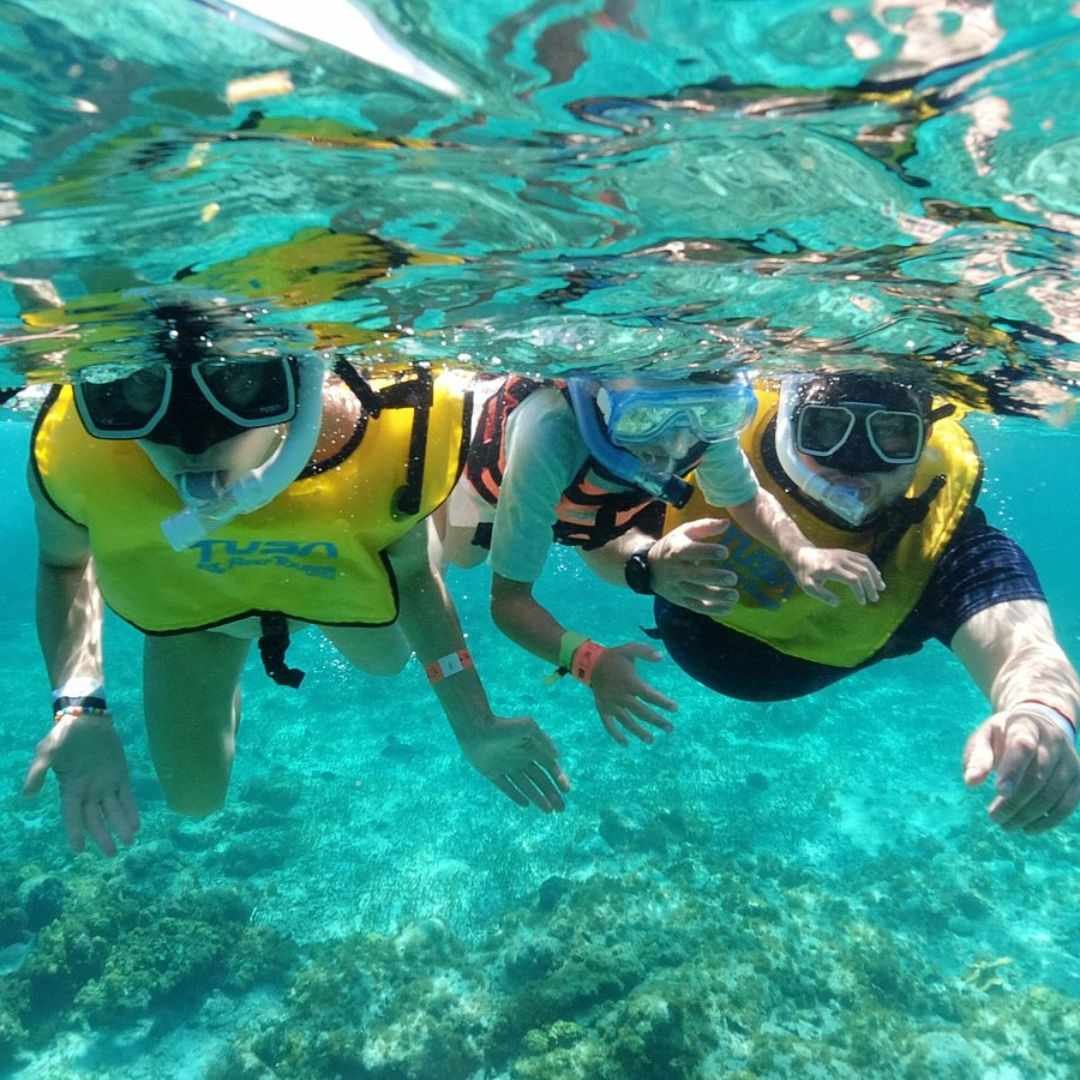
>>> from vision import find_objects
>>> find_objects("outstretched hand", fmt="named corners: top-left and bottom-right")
top-left (646, 518), bottom-right (740, 617)
top-left (963, 704), bottom-right (1080, 833)
top-left (591, 643), bottom-right (677, 746)
top-left (23, 711), bottom-right (140, 857)
top-left (457, 715), bottom-right (570, 813)
top-left (789, 547), bottom-right (884, 607)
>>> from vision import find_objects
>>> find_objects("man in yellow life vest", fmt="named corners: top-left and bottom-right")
top-left (591, 371), bottom-right (1080, 834)
top-left (23, 303), bottom-right (569, 857)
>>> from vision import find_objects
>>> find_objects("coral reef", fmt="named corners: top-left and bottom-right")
top-left (207, 852), bottom-right (1080, 1080)
top-left (0, 866), bottom-right (295, 1065)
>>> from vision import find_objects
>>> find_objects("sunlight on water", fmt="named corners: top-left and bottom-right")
top-left (0, 0), bottom-right (1077, 419)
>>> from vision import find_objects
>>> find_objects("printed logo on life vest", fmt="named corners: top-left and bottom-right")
top-left (721, 524), bottom-right (797, 609)
top-left (191, 539), bottom-right (338, 580)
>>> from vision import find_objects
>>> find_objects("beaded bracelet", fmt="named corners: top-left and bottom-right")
top-left (53, 701), bottom-right (108, 725)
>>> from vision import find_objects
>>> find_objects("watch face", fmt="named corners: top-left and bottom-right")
top-left (626, 549), bottom-right (653, 595)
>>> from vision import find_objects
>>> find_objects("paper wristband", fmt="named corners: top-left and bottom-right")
top-left (570, 641), bottom-right (606, 686)
top-left (425, 649), bottom-right (474, 684)
top-left (1021, 700), bottom-right (1077, 746)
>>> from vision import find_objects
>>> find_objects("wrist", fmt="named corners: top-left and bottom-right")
top-left (1017, 700), bottom-right (1076, 746)
top-left (569, 641), bottom-right (606, 686)
top-left (624, 545), bottom-right (655, 595)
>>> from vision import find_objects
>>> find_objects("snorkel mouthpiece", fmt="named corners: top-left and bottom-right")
top-left (567, 378), bottom-right (692, 506)
top-left (160, 357), bottom-right (327, 550)
top-left (176, 470), bottom-right (230, 504)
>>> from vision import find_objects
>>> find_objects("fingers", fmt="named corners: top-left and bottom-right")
top-left (682, 518), bottom-right (731, 542)
top-left (603, 706), bottom-right (652, 745)
top-left (617, 642), bottom-right (663, 663)
top-left (989, 752), bottom-right (1064, 830)
top-left (625, 697), bottom-right (675, 734)
top-left (490, 774), bottom-right (531, 808)
top-left (117, 785), bottom-right (142, 837)
top-left (521, 763), bottom-right (567, 812)
top-left (599, 697), bottom-right (675, 746)
top-left (992, 719), bottom-right (1039, 800)
top-left (102, 791), bottom-right (138, 847)
top-left (21, 754), bottom-right (50, 798)
top-left (1025, 775), bottom-right (1080, 833)
top-left (520, 732), bottom-right (571, 794)
top-left (601, 713), bottom-right (630, 747)
top-left (671, 584), bottom-right (740, 613)
top-left (82, 801), bottom-right (117, 858)
top-left (962, 720), bottom-right (998, 787)
top-left (801, 581), bottom-right (840, 608)
top-left (60, 787), bottom-right (87, 855)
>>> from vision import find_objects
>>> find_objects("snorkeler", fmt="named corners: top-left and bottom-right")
top-left (23, 303), bottom-right (569, 858)
top-left (437, 372), bottom-right (883, 746)
top-left (594, 371), bottom-right (1080, 833)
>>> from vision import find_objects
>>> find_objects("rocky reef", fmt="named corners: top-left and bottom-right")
top-left (204, 849), bottom-right (1080, 1080)
top-left (0, 862), bottom-right (294, 1068)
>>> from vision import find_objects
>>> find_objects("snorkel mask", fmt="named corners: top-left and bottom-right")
top-left (775, 373), bottom-right (934, 526)
top-left (567, 372), bottom-right (757, 506)
top-left (72, 303), bottom-right (328, 548)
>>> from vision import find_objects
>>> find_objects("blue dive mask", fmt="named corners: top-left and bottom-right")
top-left (595, 375), bottom-right (756, 448)
top-left (567, 378), bottom-right (698, 507)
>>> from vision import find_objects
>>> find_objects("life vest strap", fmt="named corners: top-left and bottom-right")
top-left (257, 614), bottom-right (305, 688)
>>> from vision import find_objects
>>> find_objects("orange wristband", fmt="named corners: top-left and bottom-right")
top-left (570, 641), bottom-right (606, 686)
top-left (425, 649), bottom-right (474, 684)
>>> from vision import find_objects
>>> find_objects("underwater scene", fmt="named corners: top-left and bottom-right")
top-left (1, 1), bottom-right (1079, 1077)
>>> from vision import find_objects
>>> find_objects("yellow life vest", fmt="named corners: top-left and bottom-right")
top-left (32, 370), bottom-right (470, 634)
top-left (663, 386), bottom-right (982, 668)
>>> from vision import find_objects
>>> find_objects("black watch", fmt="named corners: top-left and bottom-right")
top-left (624, 546), bottom-right (655, 595)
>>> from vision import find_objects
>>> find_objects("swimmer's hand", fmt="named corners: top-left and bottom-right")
top-left (963, 704), bottom-right (1080, 833)
top-left (788, 546), bottom-right (884, 607)
top-left (591, 644), bottom-right (677, 747)
top-left (456, 714), bottom-right (570, 814)
top-left (647, 519), bottom-right (740, 617)
top-left (22, 710), bottom-right (140, 857)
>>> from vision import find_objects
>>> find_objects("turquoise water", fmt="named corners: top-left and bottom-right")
top-left (1, 1), bottom-right (1080, 1077)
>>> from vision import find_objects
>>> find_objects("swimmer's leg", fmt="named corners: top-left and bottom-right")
top-left (143, 630), bottom-right (251, 817)
top-left (431, 488), bottom-right (491, 570)
top-left (438, 521), bottom-right (490, 569)
top-left (323, 624), bottom-right (413, 676)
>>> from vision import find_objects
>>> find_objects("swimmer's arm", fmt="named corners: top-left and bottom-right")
top-left (952, 599), bottom-right (1080, 831)
top-left (578, 527), bottom-right (657, 587)
top-left (727, 489), bottom-right (883, 606)
top-left (27, 462), bottom-right (104, 695)
top-left (725, 488), bottom-right (810, 562)
top-left (952, 599), bottom-right (1080, 721)
top-left (389, 521), bottom-right (569, 811)
top-left (389, 520), bottom-right (494, 729)
top-left (490, 572), bottom-right (565, 666)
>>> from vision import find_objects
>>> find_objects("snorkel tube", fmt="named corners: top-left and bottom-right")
top-left (566, 378), bottom-right (693, 508)
top-left (160, 356), bottom-right (327, 550)
top-left (775, 377), bottom-right (874, 527)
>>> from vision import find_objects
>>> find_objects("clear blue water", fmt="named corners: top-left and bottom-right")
top-left (1, 2), bottom-right (1079, 1077)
